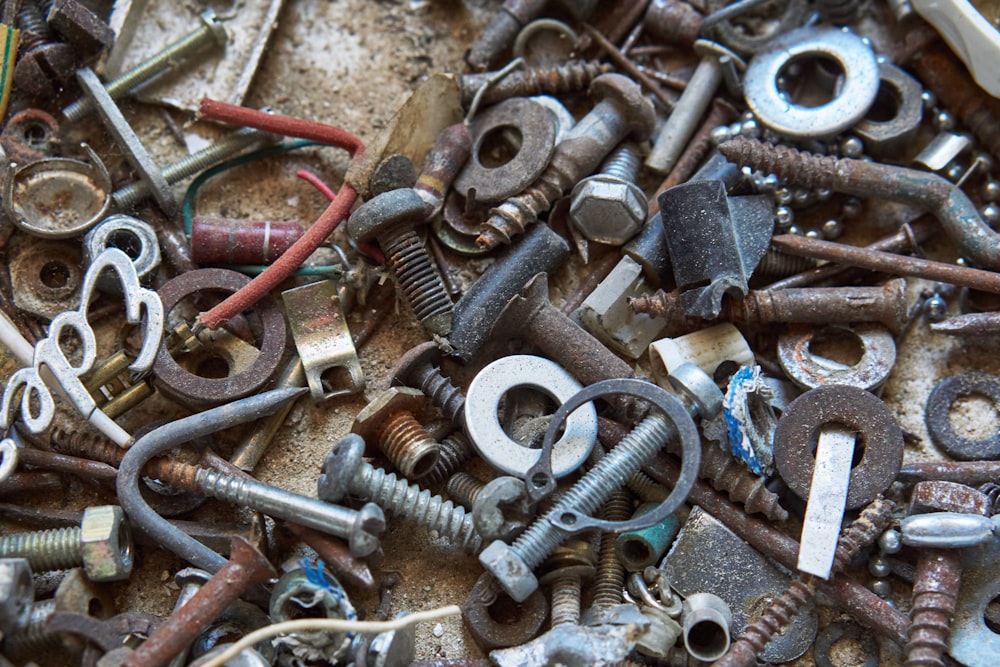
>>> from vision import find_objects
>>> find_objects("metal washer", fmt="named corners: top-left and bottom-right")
top-left (463, 355), bottom-right (597, 480)
top-left (743, 26), bottom-right (880, 140)
top-left (925, 371), bottom-right (1000, 461)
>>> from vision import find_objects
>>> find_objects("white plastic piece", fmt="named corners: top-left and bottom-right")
top-left (797, 426), bottom-right (855, 579)
top-left (649, 323), bottom-right (754, 386)
top-left (912, 0), bottom-right (1000, 98)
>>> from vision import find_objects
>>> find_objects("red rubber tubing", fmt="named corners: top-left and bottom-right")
top-left (195, 100), bottom-right (365, 330)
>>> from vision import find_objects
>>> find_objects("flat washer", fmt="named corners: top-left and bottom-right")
top-left (743, 26), bottom-right (879, 139)
top-left (773, 384), bottom-right (903, 510)
top-left (925, 372), bottom-right (1000, 461)
top-left (464, 355), bottom-right (597, 480)
top-left (813, 621), bottom-right (878, 667)
top-left (777, 323), bottom-right (896, 391)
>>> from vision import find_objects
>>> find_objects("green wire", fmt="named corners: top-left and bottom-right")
top-left (181, 138), bottom-right (342, 277)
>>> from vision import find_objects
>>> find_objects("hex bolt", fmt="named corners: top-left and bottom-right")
top-left (569, 143), bottom-right (648, 246)
top-left (646, 40), bottom-right (745, 175)
top-left (538, 541), bottom-right (595, 627)
top-left (112, 126), bottom-right (274, 211)
top-left (187, 467), bottom-right (385, 558)
top-left (459, 60), bottom-right (612, 108)
top-left (348, 188), bottom-right (454, 336)
top-left (589, 491), bottom-right (633, 612)
top-left (718, 136), bottom-right (1000, 270)
top-left (477, 73), bottom-right (655, 249)
top-left (631, 280), bottom-right (909, 335)
top-left (716, 497), bottom-right (894, 667)
top-left (62, 10), bottom-right (228, 122)
top-left (119, 537), bottom-right (275, 667)
top-left (319, 435), bottom-right (482, 554)
top-left (353, 387), bottom-right (442, 480)
top-left (391, 341), bottom-right (466, 431)
top-left (0, 506), bottom-right (133, 582)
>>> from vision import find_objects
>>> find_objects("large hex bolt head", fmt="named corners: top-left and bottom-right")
top-left (569, 175), bottom-right (648, 245)
top-left (0, 558), bottom-right (33, 637)
top-left (80, 506), bottom-right (133, 582)
top-left (479, 540), bottom-right (538, 603)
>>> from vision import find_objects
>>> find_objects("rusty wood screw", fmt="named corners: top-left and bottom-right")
top-left (631, 280), bottom-right (908, 335)
top-left (477, 73), bottom-right (655, 249)
top-left (459, 61), bottom-right (612, 108)
top-left (698, 442), bottom-right (788, 522)
top-left (120, 537), bottom-right (275, 667)
top-left (718, 137), bottom-right (1000, 270)
top-left (392, 341), bottom-right (466, 430)
top-left (715, 496), bottom-right (895, 667)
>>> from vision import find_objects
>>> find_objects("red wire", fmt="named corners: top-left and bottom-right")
top-left (296, 169), bottom-right (386, 264)
top-left (195, 101), bottom-right (365, 330)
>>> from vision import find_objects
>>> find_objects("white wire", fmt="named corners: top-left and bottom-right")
top-left (197, 604), bottom-right (462, 667)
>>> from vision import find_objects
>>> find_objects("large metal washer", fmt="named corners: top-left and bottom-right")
top-left (464, 355), bottom-right (597, 479)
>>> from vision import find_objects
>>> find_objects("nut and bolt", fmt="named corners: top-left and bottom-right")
top-left (348, 188), bottom-right (454, 336)
top-left (353, 387), bottom-right (443, 480)
top-left (0, 505), bottom-right (133, 582)
top-left (538, 541), bottom-right (595, 627)
top-left (589, 491), bottom-right (633, 612)
top-left (62, 10), bottom-right (228, 122)
top-left (569, 143), bottom-right (648, 246)
top-left (320, 435), bottom-right (482, 553)
top-left (477, 73), bottom-right (655, 249)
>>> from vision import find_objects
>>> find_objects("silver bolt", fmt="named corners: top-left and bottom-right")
top-left (646, 40), bottom-right (745, 175)
top-left (569, 143), bottom-right (648, 245)
top-left (191, 468), bottom-right (385, 558)
top-left (63, 10), bottom-right (228, 122)
top-left (319, 435), bottom-right (482, 554)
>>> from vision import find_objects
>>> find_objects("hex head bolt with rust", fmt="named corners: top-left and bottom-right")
top-left (477, 73), bottom-right (655, 249)
top-left (714, 496), bottom-right (895, 667)
top-left (391, 341), bottom-right (466, 431)
top-left (348, 188), bottom-right (454, 336)
top-left (900, 481), bottom-right (992, 667)
top-left (645, 40), bottom-right (744, 175)
top-left (116, 537), bottom-right (275, 667)
top-left (0, 505), bottom-right (133, 582)
top-left (353, 387), bottom-right (442, 480)
top-left (630, 279), bottom-right (909, 335)
top-left (319, 435), bottom-right (482, 553)
top-left (62, 10), bottom-right (228, 122)
top-left (718, 136), bottom-right (1000, 271)
top-left (569, 143), bottom-right (648, 246)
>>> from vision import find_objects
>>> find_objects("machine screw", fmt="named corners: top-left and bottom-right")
top-left (477, 73), bottom-right (655, 249)
top-left (348, 188), bottom-right (454, 335)
top-left (716, 497), bottom-right (894, 667)
top-left (391, 341), bottom-right (466, 430)
top-left (539, 541), bottom-right (595, 627)
top-left (569, 143), bottom-right (648, 245)
top-left (447, 472), bottom-right (487, 509)
top-left (320, 435), bottom-right (482, 554)
top-left (590, 491), bottom-right (633, 612)
top-left (12, 0), bottom-right (75, 100)
top-left (353, 387), bottom-right (442, 480)
top-left (646, 40), bottom-right (744, 175)
top-left (0, 506), bottom-right (133, 582)
top-left (631, 280), bottom-right (909, 335)
top-left (119, 538), bottom-right (274, 667)
top-left (62, 10), bottom-right (228, 122)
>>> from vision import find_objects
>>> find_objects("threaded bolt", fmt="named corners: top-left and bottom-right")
top-left (592, 491), bottom-right (634, 610)
top-left (112, 127), bottom-right (272, 210)
top-left (0, 528), bottom-right (81, 573)
top-left (348, 189), bottom-right (453, 335)
top-left (540, 541), bottom-right (595, 627)
top-left (717, 497), bottom-right (895, 667)
top-left (319, 436), bottom-right (481, 553)
top-left (16, 0), bottom-right (52, 52)
top-left (353, 388), bottom-right (442, 480)
top-left (63, 10), bottom-right (228, 122)
top-left (569, 143), bottom-right (648, 245)
top-left (447, 472), bottom-right (487, 509)
top-left (4, 599), bottom-right (56, 656)
top-left (422, 432), bottom-right (474, 487)
top-left (753, 247), bottom-right (817, 279)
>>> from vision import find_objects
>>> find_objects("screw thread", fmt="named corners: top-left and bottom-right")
top-left (592, 491), bottom-right (633, 609)
top-left (4, 599), bottom-right (57, 656)
top-left (422, 432), bottom-right (474, 487)
top-left (465, 60), bottom-right (611, 107)
top-left (50, 424), bottom-right (125, 466)
top-left (601, 144), bottom-right (642, 182)
top-left (412, 365), bottom-right (466, 429)
top-left (358, 462), bottom-right (481, 553)
top-left (700, 444), bottom-right (788, 522)
top-left (381, 227), bottom-right (453, 334)
top-left (903, 549), bottom-right (962, 667)
top-left (754, 247), bottom-right (817, 278)
top-left (478, 159), bottom-right (573, 248)
top-left (550, 573), bottom-right (582, 626)
top-left (17, 0), bottom-right (52, 52)
top-left (379, 411), bottom-right (441, 479)
top-left (0, 527), bottom-right (82, 572)
top-left (629, 291), bottom-right (670, 318)
top-left (446, 472), bottom-right (486, 509)
top-left (512, 414), bottom-right (671, 572)
top-left (626, 471), bottom-right (668, 503)
top-left (194, 468), bottom-right (256, 506)
top-left (719, 137), bottom-right (841, 192)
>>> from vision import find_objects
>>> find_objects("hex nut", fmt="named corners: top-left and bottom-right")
top-left (80, 506), bottom-right (133, 582)
top-left (570, 175), bottom-right (647, 245)
top-left (0, 558), bottom-right (33, 637)
top-left (478, 540), bottom-right (538, 603)
top-left (854, 62), bottom-right (924, 157)
top-left (351, 387), bottom-right (426, 445)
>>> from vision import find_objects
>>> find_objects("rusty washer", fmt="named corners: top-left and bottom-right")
top-left (462, 573), bottom-right (548, 651)
top-left (925, 372), bottom-right (1000, 461)
top-left (153, 269), bottom-right (288, 406)
top-left (773, 384), bottom-right (904, 510)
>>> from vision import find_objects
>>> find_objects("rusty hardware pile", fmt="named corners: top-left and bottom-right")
top-left (4, 0), bottom-right (1000, 665)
